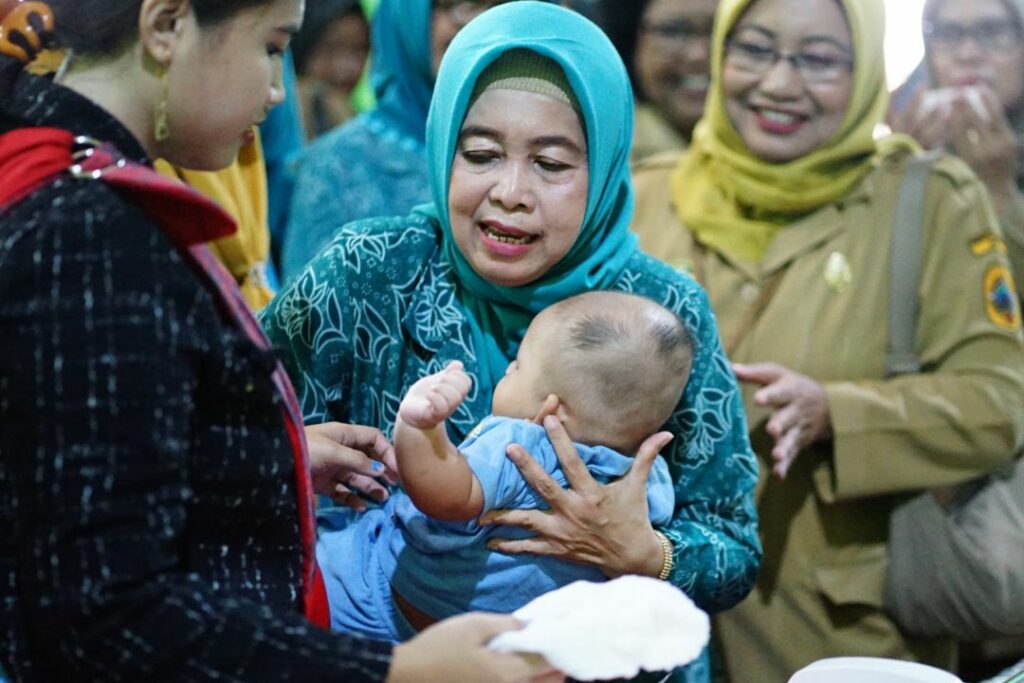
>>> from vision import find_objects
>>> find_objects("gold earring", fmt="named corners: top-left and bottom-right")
top-left (154, 67), bottom-right (170, 142)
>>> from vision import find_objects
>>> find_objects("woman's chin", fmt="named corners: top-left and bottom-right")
top-left (469, 259), bottom-right (541, 288)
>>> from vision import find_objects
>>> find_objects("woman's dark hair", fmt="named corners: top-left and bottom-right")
top-left (48, 0), bottom-right (279, 56)
top-left (597, 0), bottom-right (652, 96)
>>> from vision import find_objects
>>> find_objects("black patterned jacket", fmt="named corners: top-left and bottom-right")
top-left (0, 60), bottom-right (392, 682)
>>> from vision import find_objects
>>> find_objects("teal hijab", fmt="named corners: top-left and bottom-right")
top-left (416, 1), bottom-right (638, 391)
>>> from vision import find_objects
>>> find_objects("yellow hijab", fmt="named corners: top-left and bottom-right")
top-left (156, 136), bottom-right (274, 311)
top-left (673, 0), bottom-right (916, 264)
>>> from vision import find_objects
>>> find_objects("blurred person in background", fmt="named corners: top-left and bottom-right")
top-left (629, 0), bottom-right (718, 161)
top-left (890, 0), bottom-right (1024, 299)
top-left (292, 0), bottom-right (371, 140)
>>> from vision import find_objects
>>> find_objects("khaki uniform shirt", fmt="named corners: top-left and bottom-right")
top-left (632, 149), bottom-right (1024, 682)
top-left (631, 104), bottom-right (686, 164)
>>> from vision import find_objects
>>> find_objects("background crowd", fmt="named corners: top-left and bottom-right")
top-left (1, 0), bottom-right (1023, 682)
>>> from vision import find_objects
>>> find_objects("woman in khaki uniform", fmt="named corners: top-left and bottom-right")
top-left (631, 0), bottom-right (1024, 680)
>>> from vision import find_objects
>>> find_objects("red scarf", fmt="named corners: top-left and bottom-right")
top-left (0, 127), bottom-right (330, 628)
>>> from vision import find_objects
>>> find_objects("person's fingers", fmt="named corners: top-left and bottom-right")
top-left (453, 612), bottom-right (523, 642)
top-left (623, 431), bottom-right (672, 488)
top-left (308, 429), bottom-right (393, 495)
top-left (765, 401), bottom-right (800, 439)
top-left (975, 86), bottom-right (1004, 131)
top-left (331, 483), bottom-right (368, 512)
top-left (732, 362), bottom-right (785, 386)
top-left (531, 394), bottom-right (560, 424)
top-left (317, 422), bottom-right (396, 461)
top-left (505, 443), bottom-right (569, 506)
top-left (771, 428), bottom-right (801, 479)
top-left (478, 507), bottom-right (549, 531)
top-left (443, 359), bottom-right (465, 373)
top-left (450, 365), bottom-right (472, 391)
top-left (754, 380), bottom-right (793, 408)
top-left (529, 670), bottom-right (566, 683)
top-left (542, 415), bottom-right (599, 496)
top-left (432, 381), bottom-right (463, 406)
top-left (486, 536), bottom-right (560, 557)
top-left (343, 472), bottom-right (390, 503)
top-left (328, 441), bottom-right (391, 478)
top-left (426, 389), bottom-right (449, 415)
top-left (915, 103), bottom-right (952, 149)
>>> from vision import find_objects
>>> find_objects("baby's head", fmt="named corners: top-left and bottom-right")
top-left (492, 291), bottom-right (693, 454)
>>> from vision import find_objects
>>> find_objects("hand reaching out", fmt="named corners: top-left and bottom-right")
top-left (305, 422), bottom-right (398, 511)
top-left (398, 360), bottom-right (472, 430)
top-left (732, 362), bottom-right (832, 479)
top-left (387, 612), bottom-right (563, 683)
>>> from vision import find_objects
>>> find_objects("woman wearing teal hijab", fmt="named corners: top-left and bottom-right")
top-left (280, 0), bottom-right (502, 281)
top-left (263, 5), bottom-right (760, 678)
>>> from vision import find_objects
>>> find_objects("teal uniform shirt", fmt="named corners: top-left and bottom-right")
top-left (261, 211), bottom-right (761, 614)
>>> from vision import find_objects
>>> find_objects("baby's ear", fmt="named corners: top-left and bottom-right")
top-left (531, 393), bottom-right (562, 424)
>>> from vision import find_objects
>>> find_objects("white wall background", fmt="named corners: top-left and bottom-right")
top-left (885, 0), bottom-right (928, 89)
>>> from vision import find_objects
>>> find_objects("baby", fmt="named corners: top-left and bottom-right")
top-left (316, 290), bottom-right (694, 642)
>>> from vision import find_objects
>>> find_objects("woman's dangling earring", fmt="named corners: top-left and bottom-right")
top-left (154, 66), bottom-right (170, 142)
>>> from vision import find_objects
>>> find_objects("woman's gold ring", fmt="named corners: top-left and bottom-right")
top-left (966, 128), bottom-right (981, 147)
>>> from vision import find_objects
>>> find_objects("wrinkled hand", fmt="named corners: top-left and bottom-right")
top-left (481, 416), bottom-right (673, 578)
top-left (948, 85), bottom-right (1020, 191)
top-left (305, 422), bottom-right (398, 511)
top-left (387, 612), bottom-right (564, 683)
top-left (732, 362), bottom-right (832, 479)
top-left (398, 361), bottom-right (472, 430)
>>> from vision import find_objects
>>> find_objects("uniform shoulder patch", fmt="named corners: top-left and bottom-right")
top-left (984, 264), bottom-right (1022, 330)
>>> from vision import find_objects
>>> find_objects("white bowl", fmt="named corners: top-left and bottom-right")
top-left (789, 657), bottom-right (962, 683)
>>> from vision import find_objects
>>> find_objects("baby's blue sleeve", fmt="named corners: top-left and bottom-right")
top-left (394, 420), bottom-right (552, 551)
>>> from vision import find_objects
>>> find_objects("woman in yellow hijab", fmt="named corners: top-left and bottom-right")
top-left (631, 0), bottom-right (1024, 679)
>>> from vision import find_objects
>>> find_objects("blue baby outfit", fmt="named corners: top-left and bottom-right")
top-left (317, 417), bottom-right (674, 642)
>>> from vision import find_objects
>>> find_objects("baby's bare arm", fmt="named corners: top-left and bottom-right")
top-left (394, 362), bottom-right (484, 521)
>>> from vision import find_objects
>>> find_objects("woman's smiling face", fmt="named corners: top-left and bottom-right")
top-left (721, 0), bottom-right (854, 163)
top-left (447, 87), bottom-right (589, 287)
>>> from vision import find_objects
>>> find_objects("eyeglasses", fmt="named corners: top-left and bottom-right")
top-left (434, 0), bottom-right (510, 24)
top-left (924, 20), bottom-right (1021, 52)
top-left (641, 19), bottom-right (713, 47)
top-left (725, 38), bottom-right (853, 84)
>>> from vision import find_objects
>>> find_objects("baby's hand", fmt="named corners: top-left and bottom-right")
top-left (399, 361), bottom-right (472, 430)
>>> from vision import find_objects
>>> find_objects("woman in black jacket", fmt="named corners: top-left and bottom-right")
top-left (0, 2), bottom-right (559, 681)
